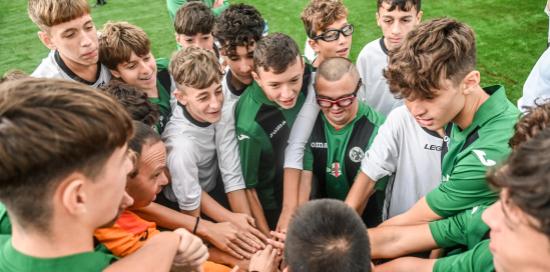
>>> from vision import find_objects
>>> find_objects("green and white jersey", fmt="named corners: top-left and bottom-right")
top-left (166, 0), bottom-right (229, 21)
top-left (150, 58), bottom-right (173, 134)
top-left (32, 51), bottom-right (111, 89)
top-left (430, 206), bottom-right (493, 272)
top-left (0, 203), bottom-right (10, 235)
top-left (0, 236), bottom-right (116, 272)
top-left (427, 85), bottom-right (519, 218)
top-left (303, 102), bottom-right (386, 226)
top-left (235, 81), bottom-right (308, 210)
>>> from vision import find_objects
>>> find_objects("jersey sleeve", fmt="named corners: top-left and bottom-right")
top-left (426, 147), bottom-right (501, 218)
top-left (166, 140), bottom-right (202, 211)
top-left (355, 46), bottom-right (369, 103)
top-left (303, 144), bottom-right (314, 171)
top-left (284, 86), bottom-right (320, 170)
top-left (0, 203), bottom-right (11, 235)
top-left (433, 240), bottom-right (494, 272)
top-left (166, 0), bottom-right (187, 21)
top-left (214, 102), bottom-right (246, 193)
top-left (360, 108), bottom-right (401, 181)
top-left (211, 0), bottom-right (230, 16)
top-left (237, 127), bottom-right (263, 188)
top-left (428, 209), bottom-right (472, 248)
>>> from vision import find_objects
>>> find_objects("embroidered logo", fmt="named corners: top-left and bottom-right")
top-left (327, 162), bottom-right (342, 178)
top-left (473, 150), bottom-right (496, 166)
top-left (269, 121), bottom-right (286, 138)
top-left (349, 147), bottom-right (365, 163)
top-left (237, 134), bottom-right (250, 141)
top-left (310, 142), bottom-right (328, 149)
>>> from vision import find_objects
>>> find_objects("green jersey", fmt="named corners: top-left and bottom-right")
top-left (0, 203), bottom-right (11, 235)
top-left (430, 206), bottom-right (493, 272)
top-left (236, 81), bottom-right (309, 211)
top-left (304, 103), bottom-right (386, 226)
top-left (427, 85), bottom-right (519, 217)
top-left (166, 0), bottom-right (229, 21)
top-left (150, 58), bottom-right (172, 134)
top-left (0, 236), bottom-right (116, 272)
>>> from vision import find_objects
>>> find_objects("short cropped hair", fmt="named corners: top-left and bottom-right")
top-left (316, 57), bottom-right (359, 83)
top-left (101, 80), bottom-right (160, 127)
top-left (377, 0), bottom-right (421, 13)
top-left (214, 4), bottom-right (264, 56)
top-left (99, 21), bottom-right (151, 70)
top-left (508, 100), bottom-right (550, 150)
top-left (384, 18), bottom-right (476, 100)
top-left (28, 0), bottom-right (90, 30)
top-left (170, 47), bottom-right (223, 90)
top-left (301, 0), bottom-right (348, 38)
top-left (174, 2), bottom-right (215, 36)
top-left (0, 78), bottom-right (133, 232)
top-left (254, 33), bottom-right (301, 74)
top-left (285, 199), bottom-right (372, 272)
top-left (488, 127), bottom-right (550, 237)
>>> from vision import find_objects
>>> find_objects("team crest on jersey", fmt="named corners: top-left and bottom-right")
top-left (349, 147), bottom-right (365, 163)
top-left (327, 162), bottom-right (342, 178)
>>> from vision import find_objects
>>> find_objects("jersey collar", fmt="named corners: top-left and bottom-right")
top-left (178, 102), bottom-right (211, 128)
top-left (54, 50), bottom-right (101, 85)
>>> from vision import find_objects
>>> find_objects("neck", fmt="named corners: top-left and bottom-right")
top-left (328, 103), bottom-right (358, 130)
top-left (144, 85), bottom-right (159, 99)
top-left (453, 86), bottom-right (489, 130)
top-left (61, 55), bottom-right (98, 83)
top-left (229, 72), bottom-right (247, 92)
top-left (312, 54), bottom-right (326, 68)
top-left (11, 218), bottom-right (94, 258)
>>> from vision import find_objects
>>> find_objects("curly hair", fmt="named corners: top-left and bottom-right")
top-left (488, 126), bottom-right (550, 237)
top-left (213, 4), bottom-right (264, 56)
top-left (101, 80), bottom-right (160, 127)
top-left (301, 0), bottom-right (348, 38)
top-left (174, 1), bottom-right (215, 36)
top-left (384, 18), bottom-right (476, 100)
top-left (509, 100), bottom-right (550, 150)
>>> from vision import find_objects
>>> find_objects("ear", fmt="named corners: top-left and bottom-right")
top-left (375, 12), bottom-right (381, 27)
top-left (251, 70), bottom-right (260, 83)
top-left (308, 38), bottom-right (320, 54)
top-left (38, 31), bottom-right (55, 50)
top-left (59, 173), bottom-right (87, 216)
top-left (175, 33), bottom-right (184, 47)
top-left (461, 70), bottom-right (480, 95)
top-left (110, 69), bottom-right (121, 79)
top-left (174, 88), bottom-right (188, 105)
top-left (416, 10), bottom-right (424, 22)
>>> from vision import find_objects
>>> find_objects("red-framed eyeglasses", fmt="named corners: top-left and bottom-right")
top-left (316, 79), bottom-right (362, 109)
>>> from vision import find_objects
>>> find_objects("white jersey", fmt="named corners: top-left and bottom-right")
top-left (214, 69), bottom-right (247, 193)
top-left (31, 50), bottom-right (111, 89)
top-left (361, 105), bottom-right (442, 219)
top-left (162, 104), bottom-right (219, 211)
top-left (356, 38), bottom-right (403, 116)
top-left (518, 46), bottom-right (550, 111)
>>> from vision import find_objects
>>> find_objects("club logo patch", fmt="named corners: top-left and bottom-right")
top-left (327, 162), bottom-right (342, 178)
top-left (349, 147), bottom-right (365, 163)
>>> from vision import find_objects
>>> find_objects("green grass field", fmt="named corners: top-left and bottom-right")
top-left (0, 0), bottom-right (547, 103)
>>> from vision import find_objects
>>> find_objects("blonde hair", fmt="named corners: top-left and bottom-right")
top-left (301, 0), bottom-right (348, 38)
top-left (28, 0), bottom-right (90, 30)
top-left (169, 47), bottom-right (223, 90)
top-left (99, 21), bottom-right (151, 70)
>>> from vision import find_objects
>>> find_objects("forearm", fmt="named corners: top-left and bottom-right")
top-left (133, 202), bottom-right (196, 230)
top-left (201, 191), bottom-right (233, 222)
top-left (104, 232), bottom-right (179, 272)
top-left (298, 170), bottom-right (312, 204)
top-left (345, 171), bottom-right (376, 215)
top-left (245, 188), bottom-right (270, 235)
top-left (227, 189), bottom-right (253, 216)
top-left (375, 257), bottom-right (436, 272)
top-left (369, 224), bottom-right (437, 259)
top-left (380, 197), bottom-right (442, 227)
top-left (282, 168), bottom-right (300, 212)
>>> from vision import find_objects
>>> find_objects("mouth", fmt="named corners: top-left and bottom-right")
top-left (387, 37), bottom-right (402, 44)
top-left (81, 49), bottom-right (98, 59)
top-left (138, 74), bottom-right (155, 84)
top-left (415, 117), bottom-right (434, 127)
top-left (279, 97), bottom-right (296, 107)
top-left (336, 48), bottom-right (349, 56)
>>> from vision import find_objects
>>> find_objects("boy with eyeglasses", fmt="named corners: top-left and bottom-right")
top-left (278, 0), bottom-right (355, 231)
top-left (301, 57), bottom-right (386, 227)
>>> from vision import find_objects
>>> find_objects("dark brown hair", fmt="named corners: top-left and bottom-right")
top-left (509, 101), bottom-right (550, 150)
top-left (489, 126), bottom-right (550, 237)
top-left (377, 0), bottom-right (421, 13)
top-left (253, 33), bottom-right (301, 74)
top-left (101, 80), bottom-right (160, 127)
top-left (174, 2), bottom-right (215, 36)
top-left (0, 78), bottom-right (133, 232)
top-left (213, 4), bottom-right (264, 56)
top-left (384, 18), bottom-right (476, 100)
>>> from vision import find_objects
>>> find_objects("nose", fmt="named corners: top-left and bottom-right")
top-left (391, 21), bottom-right (401, 35)
top-left (481, 201), bottom-right (501, 231)
top-left (337, 31), bottom-right (348, 44)
top-left (209, 93), bottom-right (222, 111)
top-left (158, 172), bottom-right (169, 187)
top-left (406, 101), bottom-right (426, 118)
top-left (81, 30), bottom-right (93, 47)
top-left (239, 60), bottom-right (252, 74)
top-left (280, 84), bottom-right (294, 100)
top-left (121, 191), bottom-right (134, 210)
top-left (139, 60), bottom-right (153, 75)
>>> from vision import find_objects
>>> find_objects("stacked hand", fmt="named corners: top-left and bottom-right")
top-left (171, 228), bottom-right (209, 272)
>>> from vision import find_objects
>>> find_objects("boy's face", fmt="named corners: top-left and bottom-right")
top-left (86, 145), bottom-right (134, 228)
top-left (176, 33), bottom-right (214, 52)
top-left (111, 52), bottom-right (157, 92)
top-left (39, 14), bottom-right (99, 68)
top-left (404, 79), bottom-right (465, 131)
top-left (253, 56), bottom-right (304, 109)
top-left (175, 82), bottom-right (223, 123)
top-left (222, 44), bottom-right (256, 85)
top-left (376, 2), bottom-right (422, 50)
top-left (310, 18), bottom-right (352, 61)
top-left (316, 73), bottom-right (360, 128)
top-left (482, 190), bottom-right (550, 272)
top-left (126, 141), bottom-right (169, 209)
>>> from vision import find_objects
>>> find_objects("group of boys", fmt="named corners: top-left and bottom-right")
top-left (0, 0), bottom-right (549, 271)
